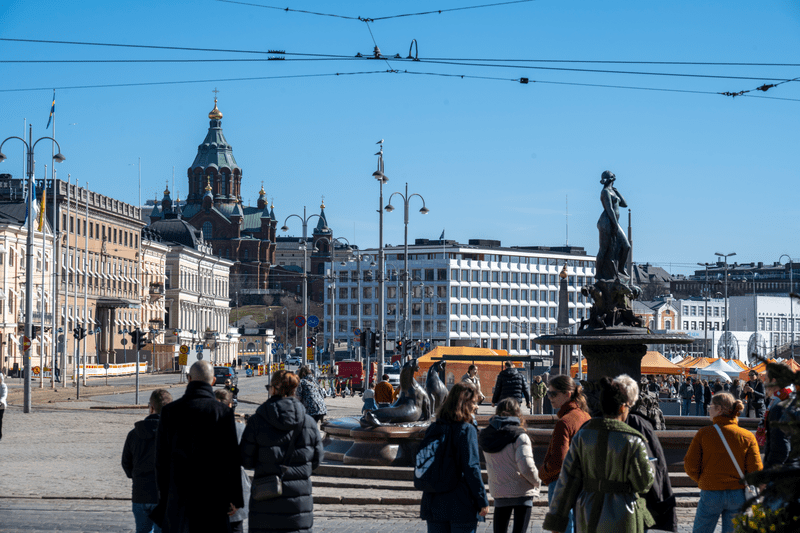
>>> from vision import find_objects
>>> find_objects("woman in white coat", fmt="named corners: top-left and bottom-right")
top-left (479, 397), bottom-right (540, 533)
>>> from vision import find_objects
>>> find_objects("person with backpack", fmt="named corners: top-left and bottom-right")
top-left (417, 381), bottom-right (489, 533)
top-left (479, 398), bottom-right (540, 533)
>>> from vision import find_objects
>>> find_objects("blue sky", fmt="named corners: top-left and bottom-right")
top-left (1, 1), bottom-right (798, 276)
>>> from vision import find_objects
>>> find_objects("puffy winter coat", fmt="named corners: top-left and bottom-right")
top-left (478, 416), bottom-right (540, 500)
top-left (241, 395), bottom-right (323, 533)
top-left (544, 418), bottom-right (655, 533)
top-left (491, 368), bottom-right (531, 405)
top-left (121, 413), bottom-right (161, 504)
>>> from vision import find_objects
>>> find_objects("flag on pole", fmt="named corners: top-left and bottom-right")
top-left (24, 182), bottom-right (36, 228)
top-left (37, 186), bottom-right (46, 232)
top-left (439, 229), bottom-right (445, 240)
top-left (45, 91), bottom-right (55, 130)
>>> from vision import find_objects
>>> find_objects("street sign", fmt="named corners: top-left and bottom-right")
top-left (179, 344), bottom-right (189, 355)
top-left (307, 315), bottom-right (319, 328)
top-left (271, 348), bottom-right (277, 355)
top-left (178, 353), bottom-right (188, 366)
top-left (121, 339), bottom-right (128, 346)
top-left (276, 343), bottom-right (283, 349)
top-left (21, 336), bottom-right (31, 352)
top-left (103, 363), bottom-right (110, 370)
top-left (195, 344), bottom-right (203, 353)
top-left (294, 315), bottom-right (306, 328)
top-left (197, 352), bottom-right (203, 360)
top-left (353, 328), bottom-right (362, 337)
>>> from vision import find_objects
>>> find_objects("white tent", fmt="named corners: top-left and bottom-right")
top-left (697, 359), bottom-right (742, 379)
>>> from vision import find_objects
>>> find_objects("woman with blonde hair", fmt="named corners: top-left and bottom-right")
top-left (419, 381), bottom-right (489, 533)
top-left (479, 397), bottom-right (540, 533)
top-left (684, 392), bottom-right (762, 533)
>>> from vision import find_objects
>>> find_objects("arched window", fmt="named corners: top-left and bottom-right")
top-left (202, 221), bottom-right (213, 241)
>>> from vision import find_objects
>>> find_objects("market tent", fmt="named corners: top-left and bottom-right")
top-left (725, 359), bottom-right (750, 371)
top-left (738, 359), bottom-right (778, 380)
top-left (570, 351), bottom-right (683, 377)
top-left (678, 357), bottom-right (712, 369)
top-left (697, 359), bottom-right (742, 379)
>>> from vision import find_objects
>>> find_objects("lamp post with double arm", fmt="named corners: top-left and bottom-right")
top-left (0, 126), bottom-right (65, 413)
top-left (281, 207), bottom-right (328, 363)
top-left (385, 184), bottom-right (429, 361)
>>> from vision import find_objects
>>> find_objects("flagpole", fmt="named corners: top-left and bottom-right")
top-left (40, 167), bottom-right (45, 389)
top-left (50, 90), bottom-right (56, 388)
top-left (83, 181), bottom-right (89, 386)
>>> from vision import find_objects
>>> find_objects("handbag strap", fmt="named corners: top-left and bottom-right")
top-left (713, 424), bottom-right (745, 479)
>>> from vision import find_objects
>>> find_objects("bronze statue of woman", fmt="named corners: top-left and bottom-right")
top-left (595, 171), bottom-right (630, 281)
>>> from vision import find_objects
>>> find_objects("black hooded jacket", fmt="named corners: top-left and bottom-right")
top-left (121, 413), bottom-right (160, 504)
top-left (491, 368), bottom-right (531, 405)
top-left (626, 411), bottom-right (677, 532)
top-left (241, 395), bottom-right (323, 533)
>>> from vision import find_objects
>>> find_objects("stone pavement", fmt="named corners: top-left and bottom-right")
top-left (0, 372), bottom-right (722, 532)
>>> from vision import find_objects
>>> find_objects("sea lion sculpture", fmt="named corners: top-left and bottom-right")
top-left (425, 360), bottom-right (448, 414)
top-left (361, 359), bottom-right (431, 426)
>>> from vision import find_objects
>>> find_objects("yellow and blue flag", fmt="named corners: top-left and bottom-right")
top-left (45, 91), bottom-right (55, 130)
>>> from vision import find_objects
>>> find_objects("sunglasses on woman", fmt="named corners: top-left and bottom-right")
top-left (547, 390), bottom-right (561, 398)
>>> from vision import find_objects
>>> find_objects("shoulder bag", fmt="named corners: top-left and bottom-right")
top-left (713, 424), bottom-right (758, 501)
top-left (252, 419), bottom-right (305, 501)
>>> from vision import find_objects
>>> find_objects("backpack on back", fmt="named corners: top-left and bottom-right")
top-left (414, 423), bottom-right (461, 493)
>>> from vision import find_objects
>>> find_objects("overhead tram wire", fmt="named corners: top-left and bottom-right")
top-left (212, 0), bottom-right (537, 21)
top-left (4, 38), bottom-right (798, 70)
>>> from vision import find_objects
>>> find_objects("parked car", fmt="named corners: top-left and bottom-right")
top-left (384, 367), bottom-right (401, 388)
top-left (213, 366), bottom-right (238, 387)
top-left (285, 356), bottom-right (302, 366)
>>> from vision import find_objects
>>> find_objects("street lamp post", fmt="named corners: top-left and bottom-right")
top-left (281, 207), bottom-right (327, 364)
top-left (281, 307), bottom-right (288, 357)
top-left (715, 252), bottom-right (736, 359)
top-left (779, 254), bottom-right (794, 360)
top-left (385, 183), bottom-right (429, 361)
top-left (373, 141), bottom-right (389, 378)
top-left (0, 125), bottom-right (65, 413)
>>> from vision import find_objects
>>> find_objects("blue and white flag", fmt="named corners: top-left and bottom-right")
top-left (439, 229), bottom-right (445, 240)
top-left (45, 91), bottom-right (55, 130)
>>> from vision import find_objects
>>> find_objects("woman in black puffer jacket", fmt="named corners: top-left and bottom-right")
top-left (241, 370), bottom-right (324, 533)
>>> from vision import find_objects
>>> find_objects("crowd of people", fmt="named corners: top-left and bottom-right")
top-left (116, 358), bottom-right (792, 533)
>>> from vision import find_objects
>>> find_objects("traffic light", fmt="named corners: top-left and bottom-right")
top-left (369, 330), bottom-right (379, 355)
top-left (138, 329), bottom-right (148, 350)
top-left (130, 328), bottom-right (147, 350)
top-left (308, 336), bottom-right (316, 348)
top-left (359, 329), bottom-right (368, 347)
top-left (72, 326), bottom-right (86, 340)
top-left (396, 339), bottom-right (402, 353)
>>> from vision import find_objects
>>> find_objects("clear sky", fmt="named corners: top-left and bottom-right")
top-left (1, 1), bottom-right (798, 276)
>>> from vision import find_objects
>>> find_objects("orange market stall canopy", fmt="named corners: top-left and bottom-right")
top-left (738, 359), bottom-right (799, 380)
top-left (570, 351), bottom-right (684, 378)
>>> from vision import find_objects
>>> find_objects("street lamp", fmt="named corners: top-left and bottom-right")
top-left (281, 307), bottom-right (288, 357)
top-left (715, 252), bottom-right (736, 359)
top-left (281, 206), bottom-right (327, 361)
top-left (779, 254), bottom-right (795, 360)
top-left (385, 183), bottom-right (429, 360)
top-left (373, 141), bottom-right (389, 377)
top-left (315, 235), bottom-right (350, 362)
top-left (0, 125), bottom-right (65, 413)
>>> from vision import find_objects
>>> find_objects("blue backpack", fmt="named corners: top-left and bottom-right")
top-left (414, 423), bottom-right (461, 493)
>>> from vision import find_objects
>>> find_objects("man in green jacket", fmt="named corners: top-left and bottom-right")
top-left (531, 374), bottom-right (547, 414)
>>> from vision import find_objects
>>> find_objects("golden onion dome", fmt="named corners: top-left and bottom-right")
top-left (208, 98), bottom-right (223, 120)
top-left (205, 176), bottom-right (213, 192)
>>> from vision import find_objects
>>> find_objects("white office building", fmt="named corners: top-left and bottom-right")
top-left (322, 238), bottom-right (595, 362)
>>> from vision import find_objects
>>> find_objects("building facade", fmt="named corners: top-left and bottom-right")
top-left (323, 238), bottom-right (596, 362)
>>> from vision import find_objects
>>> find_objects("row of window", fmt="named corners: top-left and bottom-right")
top-left (61, 214), bottom-right (139, 248)
top-left (683, 305), bottom-right (723, 317)
top-left (758, 317), bottom-right (800, 332)
top-left (334, 268), bottom-right (593, 286)
top-left (383, 253), bottom-right (593, 268)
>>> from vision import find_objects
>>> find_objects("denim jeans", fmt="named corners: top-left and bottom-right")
top-left (693, 489), bottom-right (745, 533)
top-left (548, 481), bottom-right (575, 533)
top-left (681, 399), bottom-right (691, 416)
top-left (695, 401), bottom-right (704, 416)
top-left (132, 502), bottom-right (161, 533)
top-left (426, 520), bottom-right (478, 533)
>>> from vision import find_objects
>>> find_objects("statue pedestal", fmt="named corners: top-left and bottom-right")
top-left (322, 417), bottom-right (428, 467)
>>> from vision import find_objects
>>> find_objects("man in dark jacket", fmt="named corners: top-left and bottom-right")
top-left (153, 360), bottom-right (244, 532)
top-left (693, 377), bottom-right (705, 416)
top-left (679, 378), bottom-right (693, 416)
top-left (122, 388), bottom-right (173, 533)
top-left (743, 370), bottom-right (766, 418)
top-left (491, 361), bottom-right (531, 410)
top-left (627, 403), bottom-right (677, 532)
